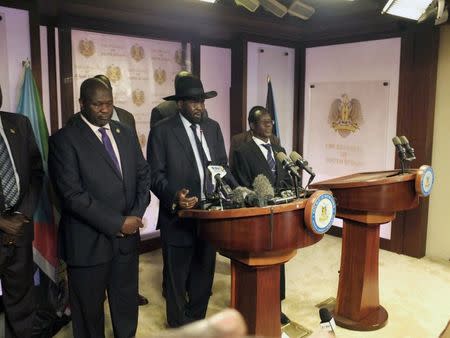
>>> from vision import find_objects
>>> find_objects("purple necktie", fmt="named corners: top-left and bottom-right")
top-left (98, 127), bottom-right (121, 175)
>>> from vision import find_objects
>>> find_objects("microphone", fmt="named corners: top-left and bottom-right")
top-left (275, 152), bottom-right (302, 179)
top-left (399, 135), bottom-right (416, 161)
top-left (289, 151), bottom-right (316, 179)
top-left (392, 136), bottom-right (407, 161)
top-left (207, 165), bottom-right (232, 198)
top-left (231, 186), bottom-right (259, 208)
top-left (252, 174), bottom-right (274, 207)
top-left (319, 308), bottom-right (336, 335)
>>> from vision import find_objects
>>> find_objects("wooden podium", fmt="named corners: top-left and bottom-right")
top-left (311, 166), bottom-right (434, 331)
top-left (179, 191), bottom-right (335, 337)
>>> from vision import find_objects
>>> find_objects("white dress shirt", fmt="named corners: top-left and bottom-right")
top-left (252, 136), bottom-right (272, 159)
top-left (179, 113), bottom-right (212, 200)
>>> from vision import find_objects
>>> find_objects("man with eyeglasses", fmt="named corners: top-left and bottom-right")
top-left (230, 105), bottom-right (293, 326)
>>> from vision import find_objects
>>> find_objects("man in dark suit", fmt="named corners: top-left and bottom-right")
top-left (147, 75), bottom-right (236, 327)
top-left (48, 78), bottom-right (151, 338)
top-left (0, 84), bottom-right (44, 338)
top-left (231, 106), bottom-right (292, 325)
top-left (228, 106), bottom-right (280, 168)
top-left (94, 74), bottom-right (149, 307)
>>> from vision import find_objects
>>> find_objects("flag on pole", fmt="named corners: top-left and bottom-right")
top-left (266, 76), bottom-right (280, 139)
top-left (16, 62), bottom-right (59, 282)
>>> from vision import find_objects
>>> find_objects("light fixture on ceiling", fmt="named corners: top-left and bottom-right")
top-left (382, 0), bottom-right (435, 21)
top-left (288, 0), bottom-right (315, 20)
top-left (259, 0), bottom-right (288, 18)
top-left (199, 0), bottom-right (216, 3)
top-left (234, 0), bottom-right (260, 12)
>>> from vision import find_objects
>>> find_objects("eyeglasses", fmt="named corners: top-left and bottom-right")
top-left (258, 119), bottom-right (275, 126)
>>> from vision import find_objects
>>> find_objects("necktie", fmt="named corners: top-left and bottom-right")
top-left (98, 127), bottom-right (121, 175)
top-left (262, 144), bottom-right (276, 178)
top-left (189, 124), bottom-right (214, 195)
top-left (0, 132), bottom-right (20, 211)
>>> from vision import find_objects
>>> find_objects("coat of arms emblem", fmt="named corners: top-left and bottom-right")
top-left (132, 89), bottom-right (145, 106)
top-left (106, 65), bottom-right (122, 83)
top-left (153, 68), bottom-right (166, 85)
top-left (130, 44), bottom-right (145, 62)
top-left (78, 39), bottom-right (95, 57)
top-left (328, 94), bottom-right (363, 137)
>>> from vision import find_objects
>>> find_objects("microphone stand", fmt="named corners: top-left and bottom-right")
top-left (291, 173), bottom-right (300, 199)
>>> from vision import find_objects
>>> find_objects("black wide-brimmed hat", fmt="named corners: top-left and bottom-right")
top-left (163, 75), bottom-right (217, 101)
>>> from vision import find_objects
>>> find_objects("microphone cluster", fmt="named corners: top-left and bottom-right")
top-left (274, 151), bottom-right (316, 190)
top-left (392, 135), bottom-right (416, 174)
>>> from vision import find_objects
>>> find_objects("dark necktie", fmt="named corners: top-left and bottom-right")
top-left (98, 127), bottom-right (121, 175)
top-left (189, 124), bottom-right (214, 195)
top-left (0, 132), bottom-right (20, 211)
top-left (262, 143), bottom-right (276, 178)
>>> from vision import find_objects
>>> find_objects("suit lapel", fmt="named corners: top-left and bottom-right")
top-left (171, 115), bottom-right (198, 171)
top-left (110, 121), bottom-right (128, 180)
top-left (75, 117), bottom-right (122, 180)
top-left (1, 115), bottom-right (25, 192)
top-left (200, 121), bottom-right (215, 163)
top-left (249, 140), bottom-right (273, 178)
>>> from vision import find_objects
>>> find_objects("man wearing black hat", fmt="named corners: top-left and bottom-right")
top-left (147, 75), bottom-right (236, 327)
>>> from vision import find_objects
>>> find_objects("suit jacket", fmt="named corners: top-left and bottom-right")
top-left (231, 139), bottom-right (292, 192)
top-left (150, 101), bottom-right (177, 128)
top-left (0, 112), bottom-right (43, 244)
top-left (48, 114), bottom-right (151, 266)
top-left (147, 114), bottom-right (235, 246)
top-left (229, 130), bottom-right (280, 167)
top-left (115, 106), bottom-right (136, 131)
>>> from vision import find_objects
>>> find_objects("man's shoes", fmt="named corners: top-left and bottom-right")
top-left (138, 293), bottom-right (149, 306)
top-left (281, 312), bottom-right (291, 325)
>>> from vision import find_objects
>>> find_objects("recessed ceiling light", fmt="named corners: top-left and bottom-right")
top-left (382, 0), bottom-right (434, 20)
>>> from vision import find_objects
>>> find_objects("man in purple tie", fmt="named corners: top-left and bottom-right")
top-left (48, 78), bottom-right (151, 338)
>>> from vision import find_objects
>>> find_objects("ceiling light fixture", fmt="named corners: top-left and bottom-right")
top-left (288, 0), bottom-right (315, 20)
top-left (199, 0), bottom-right (216, 3)
top-left (234, 0), bottom-right (260, 12)
top-left (259, 0), bottom-right (288, 18)
top-left (382, 0), bottom-right (434, 20)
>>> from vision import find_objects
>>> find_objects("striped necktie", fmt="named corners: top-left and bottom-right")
top-left (0, 132), bottom-right (20, 211)
top-left (262, 143), bottom-right (276, 178)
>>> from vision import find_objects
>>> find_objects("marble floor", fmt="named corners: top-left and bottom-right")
top-left (49, 234), bottom-right (450, 337)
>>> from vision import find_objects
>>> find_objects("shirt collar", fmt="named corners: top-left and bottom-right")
top-left (252, 135), bottom-right (271, 147)
top-left (80, 113), bottom-right (111, 133)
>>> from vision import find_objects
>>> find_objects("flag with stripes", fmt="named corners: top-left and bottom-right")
top-left (16, 63), bottom-right (60, 282)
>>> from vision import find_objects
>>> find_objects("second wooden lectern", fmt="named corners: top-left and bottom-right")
top-left (311, 166), bottom-right (434, 331)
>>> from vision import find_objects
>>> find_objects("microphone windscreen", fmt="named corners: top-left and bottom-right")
top-left (319, 308), bottom-right (333, 323)
top-left (253, 174), bottom-right (275, 199)
top-left (392, 136), bottom-right (402, 146)
top-left (275, 151), bottom-right (290, 164)
top-left (399, 135), bottom-right (409, 145)
top-left (289, 151), bottom-right (302, 163)
top-left (231, 186), bottom-right (252, 207)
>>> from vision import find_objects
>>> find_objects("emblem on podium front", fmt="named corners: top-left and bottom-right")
top-left (328, 94), bottom-right (363, 137)
top-left (415, 165), bottom-right (434, 197)
top-left (305, 191), bottom-right (336, 235)
top-left (78, 39), bottom-right (95, 57)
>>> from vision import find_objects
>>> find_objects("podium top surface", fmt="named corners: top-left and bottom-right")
top-left (311, 170), bottom-right (416, 189)
top-left (178, 198), bottom-right (308, 220)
